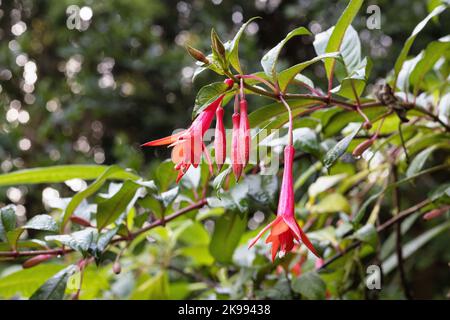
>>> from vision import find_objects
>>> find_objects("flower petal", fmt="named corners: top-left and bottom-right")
top-left (248, 216), bottom-right (282, 248)
top-left (141, 131), bottom-right (184, 147)
top-left (283, 215), bottom-right (319, 257)
top-left (270, 237), bottom-right (280, 262)
top-left (271, 218), bottom-right (289, 236)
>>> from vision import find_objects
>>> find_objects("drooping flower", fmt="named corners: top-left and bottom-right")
top-left (239, 98), bottom-right (250, 166)
top-left (142, 79), bottom-right (233, 182)
top-left (231, 94), bottom-right (243, 181)
top-left (214, 105), bottom-right (226, 171)
top-left (249, 145), bottom-right (318, 261)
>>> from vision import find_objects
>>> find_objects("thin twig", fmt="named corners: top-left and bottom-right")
top-left (0, 199), bottom-right (208, 258)
top-left (318, 198), bottom-right (431, 271)
top-left (391, 164), bottom-right (413, 299)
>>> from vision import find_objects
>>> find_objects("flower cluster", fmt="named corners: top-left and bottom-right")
top-left (143, 78), bottom-right (318, 261)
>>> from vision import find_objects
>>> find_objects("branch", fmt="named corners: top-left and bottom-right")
top-left (391, 165), bottom-right (413, 299)
top-left (412, 105), bottom-right (450, 132)
top-left (317, 198), bottom-right (431, 271)
top-left (0, 199), bottom-right (208, 258)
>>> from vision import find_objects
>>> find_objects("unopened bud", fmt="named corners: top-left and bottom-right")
top-left (363, 121), bottom-right (372, 130)
top-left (70, 216), bottom-right (92, 227)
top-left (239, 99), bottom-right (250, 166)
top-left (186, 45), bottom-right (209, 64)
top-left (113, 261), bottom-right (122, 275)
top-left (23, 254), bottom-right (53, 269)
top-left (224, 78), bottom-right (234, 89)
top-left (352, 139), bottom-right (374, 158)
top-left (211, 29), bottom-right (226, 57)
top-left (215, 107), bottom-right (226, 171)
top-left (231, 112), bottom-right (243, 181)
top-left (423, 206), bottom-right (449, 220)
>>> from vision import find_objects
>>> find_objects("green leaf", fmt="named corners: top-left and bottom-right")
top-left (61, 165), bottom-right (132, 231)
top-left (331, 57), bottom-right (372, 99)
top-left (213, 166), bottom-right (232, 198)
top-left (23, 214), bottom-right (58, 233)
top-left (5, 229), bottom-right (23, 250)
top-left (292, 271), bottom-right (327, 300)
top-left (76, 265), bottom-right (110, 300)
top-left (293, 128), bottom-right (321, 158)
top-left (410, 38), bottom-right (450, 94)
top-left (246, 174), bottom-right (278, 206)
top-left (179, 245), bottom-right (214, 266)
top-left (177, 221), bottom-right (210, 246)
top-left (207, 179), bottom-right (249, 215)
top-left (293, 73), bottom-right (315, 88)
top-left (248, 98), bottom-right (319, 128)
top-left (311, 193), bottom-right (351, 214)
top-left (260, 27), bottom-right (311, 82)
top-left (0, 206), bottom-right (20, 249)
top-left (353, 193), bottom-right (381, 225)
top-left (1, 214), bottom-right (58, 250)
top-left (192, 82), bottom-right (230, 118)
top-left (352, 224), bottom-right (378, 248)
top-left (334, 25), bottom-right (363, 80)
top-left (323, 125), bottom-right (361, 169)
top-left (96, 180), bottom-right (141, 230)
top-left (158, 186), bottom-right (179, 208)
top-left (130, 271), bottom-right (170, 300)
top-left (438, 93), bottom-right (450, 125)
top-left (30, 264), bottom-right (77, 300)
top-left (308, 174), bottom-right (347, 198)
top-left (156, 160), bottom-right (178, 191)
top-left (317, 0), bottom-right (363, 80)
top-left (0, 165), bottom-right (138, 187)
top-left (0, 264), bottom-right (65, 298)
top-left (382, 221), bottom-right (450, 274)
top-left (397, 52), bottom-right (424, 94)
top-left (429, 182), bottom-right (450, 201)
top-left (0, 205), bottom-right (17, 241)
top-left (96, 227), bottom-right (119, 254)
top-left (211, 28), bottom-right (227, 70)
top-left (46, 228), bottom-right (98, 255)
top-left (406, 145), bottom-right (437, 178)
top-left (209, 211), bottom-right (248, 264)
top-left (314, 24), bottom-right (363, 81)
top-left (226, 17), bottom-right (261, 73)
top-left (278, 52), bottom-right (340, 92)
top-left (323, 107), bottom-right (386, 137)
top-left (308, 226), bottom-right (339, 247)
top-left (393, 5), bottom-right (447, 89)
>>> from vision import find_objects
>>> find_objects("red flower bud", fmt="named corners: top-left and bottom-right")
top-left (352, 139), bottom-right (374, 158)
top-left (231, 112), bottom-right (243, 181)
top-left (113, 261), bottom-right (122, 274)
top-left (186, 45), bottom-right (209, 64)
top-left (363, 121), bottom-right (372, 130)
top-left (224, 78), bottom-right (234, 89)
top-left (70, 215), bottom-right (92, 227)
top-left (215, 106), bottom-right (226, 171)
top-left (239, 99), bottom-right (250, 166)
top-left (22, 254), bottom-right (54, 269)
top-left (423, 206), bottom-right (449, 220)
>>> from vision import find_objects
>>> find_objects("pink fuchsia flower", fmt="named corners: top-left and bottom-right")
top-left (214, 105), bottom-right (226, 171)
top-left (142, 79), bottom-right (233, 182)
top-left (231, 94), bottom-right (243, 181)
top-left (249, 145), bottom-right (319, 261)
top-left (239, 98), bottom-right (250, 166)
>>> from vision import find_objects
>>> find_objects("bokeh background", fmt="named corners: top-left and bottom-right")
top-left (0, 0), bottom-right (449, 298)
